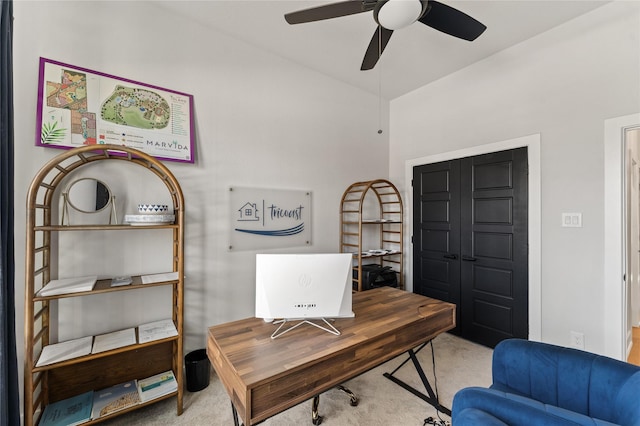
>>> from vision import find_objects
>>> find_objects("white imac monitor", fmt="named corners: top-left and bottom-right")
top-left (255, 253), bottom-right (354, 337)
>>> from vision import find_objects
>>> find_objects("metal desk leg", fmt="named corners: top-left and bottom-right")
top-left (337, 385), bottom-right (359, 406)
top-left (231, 402), bottom-right (243, 426)
top-left (383, 343), bottom-right (451, 416)
top-left (311, 395), bottom-right (323, 425)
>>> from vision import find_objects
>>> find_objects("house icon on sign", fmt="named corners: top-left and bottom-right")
top-left (238, 202), bottom-right (260, 221)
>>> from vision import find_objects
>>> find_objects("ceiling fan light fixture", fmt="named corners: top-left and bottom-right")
top-left (375, 0), bottom-right (424, 30)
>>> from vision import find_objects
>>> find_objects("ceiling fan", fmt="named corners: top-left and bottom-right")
top-left (285, 0), bottom-right (487, 70)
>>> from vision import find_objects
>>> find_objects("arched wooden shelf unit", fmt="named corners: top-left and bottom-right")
top-left (24, 145), bottom-right (184, 426)
top-left (340, 179), bottom-right (403, 292)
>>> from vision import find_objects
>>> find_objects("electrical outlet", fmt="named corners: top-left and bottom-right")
top-left (570, 331), bottom-right (585, 349)
top-left (562, 213), bottom-right (582, 227)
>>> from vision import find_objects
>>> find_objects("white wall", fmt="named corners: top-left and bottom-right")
top-left (389, 1), bottom-right (640, 356)
top-left (12, 0), bottom-right (389, 404)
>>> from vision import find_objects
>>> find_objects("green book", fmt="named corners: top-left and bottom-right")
top-left (39, 391), bottom-right (93, 426)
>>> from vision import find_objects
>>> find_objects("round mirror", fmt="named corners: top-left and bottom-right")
top-left (66, 178), bottom-right (112, 213)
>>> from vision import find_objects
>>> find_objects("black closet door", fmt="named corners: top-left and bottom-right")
top-left (460, 148), bottom-right (528, 347)
top-left (413, 147), bottom-right (528, 347)
top-left (412, 160), bottom-right (462, 334)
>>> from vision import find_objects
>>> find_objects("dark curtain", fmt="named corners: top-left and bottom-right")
top-left (0, 1), bottom-right (19, 425)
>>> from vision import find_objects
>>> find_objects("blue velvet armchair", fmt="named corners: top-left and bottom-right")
top-left (452, 339), bottom-right (640, 425)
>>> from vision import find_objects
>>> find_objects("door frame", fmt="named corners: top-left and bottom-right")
top-left (604, 113), bottom-right (640, 360)
top-left (625, 151), bottom-right (639, 357)
top-left (404, 134), bottom-right (541, 342)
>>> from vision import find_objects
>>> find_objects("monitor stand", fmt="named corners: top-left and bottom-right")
top-left (271, 318), bottom-right (340, 339)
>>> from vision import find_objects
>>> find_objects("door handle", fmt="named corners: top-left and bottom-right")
top-left (462, 256), bottom-right (477, 262)
top-left (443, 254), bottom-right (458, 260)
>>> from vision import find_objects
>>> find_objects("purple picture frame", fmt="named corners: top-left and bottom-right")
top-left (36, 57), bottom-right (195, 163)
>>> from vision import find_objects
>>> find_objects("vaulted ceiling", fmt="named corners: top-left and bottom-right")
top-left (154, 1), bottom-right (609, 99)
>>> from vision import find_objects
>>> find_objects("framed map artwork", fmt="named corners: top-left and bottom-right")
top-left (36, 58), bottom-right (195, 163)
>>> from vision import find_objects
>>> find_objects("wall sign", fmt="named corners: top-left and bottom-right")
top-left (36, 57), bottom-right (195, 163)
top-left (229, 187), bottom-right (311, 251)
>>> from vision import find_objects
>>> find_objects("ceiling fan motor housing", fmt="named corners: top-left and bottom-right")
top-left (374, 0), bottom-right (428, 30)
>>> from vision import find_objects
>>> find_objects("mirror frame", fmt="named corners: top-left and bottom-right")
top-left (61, 178), bottom-right (118, 225)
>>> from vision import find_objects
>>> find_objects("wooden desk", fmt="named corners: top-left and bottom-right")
top-left (207, 287), bottom-right (455, 425)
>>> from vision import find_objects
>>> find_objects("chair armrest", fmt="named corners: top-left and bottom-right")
top-left (612, 371), bottom-right (640, 425)
top-left (454, 407), bottom-right (509, 426)
top-left (452, 387), bottom-right (611, 426)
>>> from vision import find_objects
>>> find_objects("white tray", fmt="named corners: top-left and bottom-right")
top-left (125, 214), bottom-right (175, 224)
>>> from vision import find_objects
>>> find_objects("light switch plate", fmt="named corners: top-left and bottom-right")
top-left (562, 213), bottom-right (582, 227)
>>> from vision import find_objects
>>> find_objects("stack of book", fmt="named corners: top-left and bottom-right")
top-left (137, 370), bottom-right (178, 402)
top-left (35, 320), bottom-right (178, 366)
top-left (91, 380), bottom-right (140, 419)
top-left (36, 272), bottom-right (180, 295)
top-left (138, 319), bottom-right (178, 344)
top-left (110, 276), bottom-right (132, 287)
top-left (38, 371), bottom-right (177, 425)
top-left (39, 391), bottom-right (93, 426)
top-left (36, 276), bottom-right (98, 297)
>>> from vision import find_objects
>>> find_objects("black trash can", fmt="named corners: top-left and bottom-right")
top-left (185, 349), bottom-right (210, 392)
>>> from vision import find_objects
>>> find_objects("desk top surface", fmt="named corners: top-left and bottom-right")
top-left (207, 287), bottom-right (455, 387)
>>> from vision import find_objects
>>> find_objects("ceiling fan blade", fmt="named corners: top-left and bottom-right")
top-left (418, 0), bottom-right (486, 41)
top-left (285, 1), bottom-right (375, 25)
top-left (361, 26), bottom-right (394, 71)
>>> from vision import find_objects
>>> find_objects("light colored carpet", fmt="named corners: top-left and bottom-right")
top-left (101, 333), bottom-right (492, 426)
